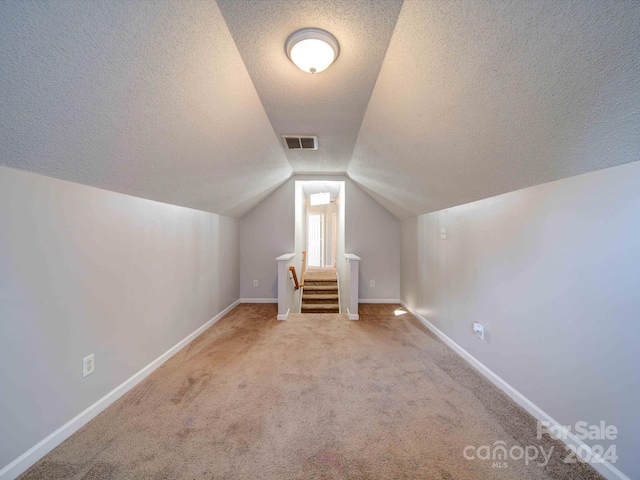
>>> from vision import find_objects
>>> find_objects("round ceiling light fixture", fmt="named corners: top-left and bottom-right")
top-left (285, 28), bottom-right (339, 74)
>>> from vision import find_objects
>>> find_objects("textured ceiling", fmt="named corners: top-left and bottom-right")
top-left (1, 0), bottom-right (639, 220)
top-left (350, 0), bottom-right (640, 219)
top-left (0, 0), bottom-right (291, 218)
top-left (216, 0), bottom-right (403, 173)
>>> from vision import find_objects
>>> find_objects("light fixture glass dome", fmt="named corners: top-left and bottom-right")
top-left (286, 28), bottom-right (339, 74)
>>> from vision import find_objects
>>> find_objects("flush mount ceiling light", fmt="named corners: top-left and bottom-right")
top-left (285, 28), bottom-right (339, 74)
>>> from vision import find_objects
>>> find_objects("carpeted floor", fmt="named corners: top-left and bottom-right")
top-left (21, 304), bottom-right (602, 479)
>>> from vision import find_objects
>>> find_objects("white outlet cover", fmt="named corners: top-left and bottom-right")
top-left (472, 322), bottom-right (485, 340)
top-left (440, 227), bottom-right (447, 239)
top-left (253, 280), bottom-right (258, 287)
top-left (83, 354), bottom-right (95, 378)
top-left (370, 280), bottom-right (375, 287)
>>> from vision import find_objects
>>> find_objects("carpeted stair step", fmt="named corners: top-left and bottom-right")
top-left (304, 280), bottom-right (338, 287)
top-left (303, 289), bottom-right (338, 295)
top-left (301, 303), bottom-right (340, 313)
top-left (303, 284), bottom-right (338, 292)
top-left (301, 271), bottom-right (339, 314)
top-left (302, 293), bottom-right (339, 304)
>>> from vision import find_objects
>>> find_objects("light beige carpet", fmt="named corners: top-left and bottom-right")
top-left (304, 268), bottom-right (337, 283)
top-left (21, 304), bottom-right (602, 479)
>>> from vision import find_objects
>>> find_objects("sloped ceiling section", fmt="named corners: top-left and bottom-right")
top-left (217, 0), bottom-right (403, 174)
top-left (350, 0), bottom-right (640, 219)
top-left (2, 0), bottom-right (639, 221)
top-left (0, 0), bottom-right (291, 218)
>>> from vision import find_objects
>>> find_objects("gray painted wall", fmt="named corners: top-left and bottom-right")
top-left (0, 166), bottom-right (240, 470)
top-left (240, 175), bottom-right (400, 302)
top-left (240, 180), bottom-right (295, 299)
top-left (294, 181), bottom-right (306, 278)
top-left (400, 161), bottom-right (640, 479)
top-left (345, 178), bottom-right (400, 300)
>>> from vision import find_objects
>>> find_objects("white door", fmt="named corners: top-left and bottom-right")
top-left (307, 213), bottom-right (323, 267)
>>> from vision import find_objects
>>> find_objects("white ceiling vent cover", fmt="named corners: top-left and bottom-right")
top-left (282, 135), bottom-right (318, 150)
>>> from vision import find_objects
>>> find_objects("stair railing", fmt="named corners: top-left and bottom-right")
top-left (289, 266), bottom-right (300, 290)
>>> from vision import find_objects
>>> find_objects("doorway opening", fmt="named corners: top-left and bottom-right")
top-left (294, 180), bottom-right (345, 312)
top-left (295, 180), bottom-right (345, 284)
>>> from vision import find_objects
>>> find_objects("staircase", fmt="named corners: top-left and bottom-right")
top-left (301, 269), bottom-right (339, 314)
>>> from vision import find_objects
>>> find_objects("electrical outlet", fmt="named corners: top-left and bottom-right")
top-left (440, 227), bottom-right (447, 239)
top-left (253, 279), bottom-right (259, 287)
top-left (83, 354), bottom-right (95, 378)
top-left (370, 280), bottom-right (375, 288)
top-left (472, 322), bottom-right (485, 340)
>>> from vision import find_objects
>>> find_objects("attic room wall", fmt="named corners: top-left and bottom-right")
top-left (240, 180), bottom-right (295, 300)
top-left (0, 166), bottom-right (240, 472)
top-left (294, 181), bottom-right (306, 278)
top-left (240, 175), bottom-right (400, 302)
top-left (400, 161), bottom-right (640, 479)
top-left (344, 178), bottom-right (400, 301)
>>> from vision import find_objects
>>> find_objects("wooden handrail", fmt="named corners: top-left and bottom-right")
top-left (289, 266), bottom-right (300, 290)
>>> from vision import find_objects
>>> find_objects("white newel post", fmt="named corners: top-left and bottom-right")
top-left (344, 254), bottom-right (361, 320)
top-left (276, 253), bottom-right (295, 321)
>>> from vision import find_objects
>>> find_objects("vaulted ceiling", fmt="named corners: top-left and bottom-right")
top-left (1, 0), bottom-right (639, 219)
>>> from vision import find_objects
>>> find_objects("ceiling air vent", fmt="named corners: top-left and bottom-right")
top-left (282, 135), bottom-right (318, 150)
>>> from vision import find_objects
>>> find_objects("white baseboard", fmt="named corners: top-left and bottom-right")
top-left (240, 298), bottom-right (277, 303)
top-left (0, 299), bottom-right (241, 480)
top-left (359, 299), bottom-right (401, 304)
top-left (346, 308), bottom-right (359, 320)
top-left (399, 301), bottom-right (630, 480)
top-left (277, 308), bottom-right (290, 321)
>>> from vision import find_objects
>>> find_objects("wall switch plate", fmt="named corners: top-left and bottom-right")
top-left (440, 227), bottom-right (447, 239)
top-left (370, 280), bottom-right (375, 287)
top-left (472, 322), bottom-right (485, 340)
top-left (253, 279), bottom-right (258, 287)
top-left (83, 354), bottom-right (95, 377)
